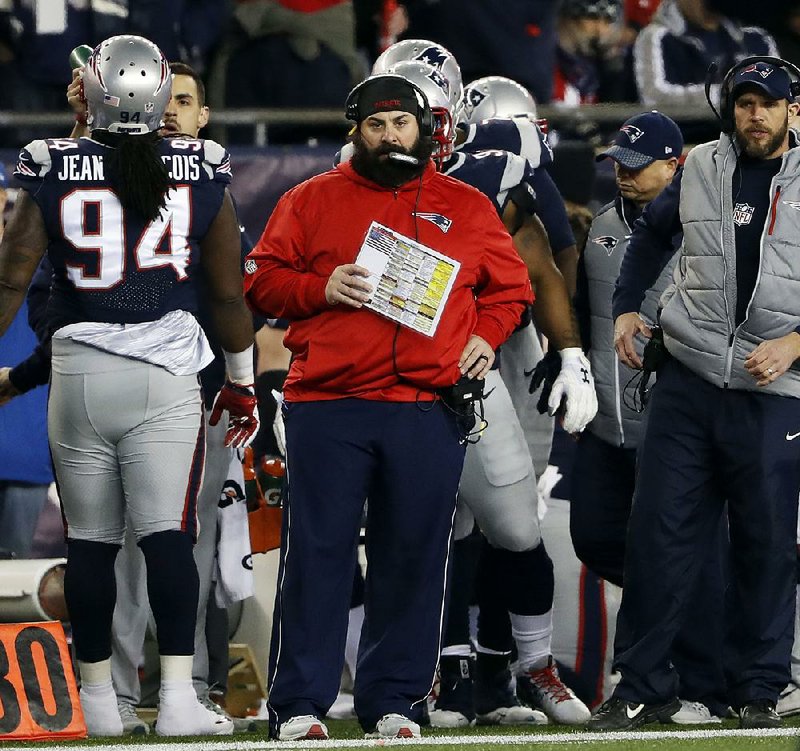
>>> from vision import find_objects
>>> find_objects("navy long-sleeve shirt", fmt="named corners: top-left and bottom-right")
top-left (612, 171), bottom-right (683, 322)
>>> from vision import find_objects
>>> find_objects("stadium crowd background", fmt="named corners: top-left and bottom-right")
top-left (2, 0), bottom-right (800, 732)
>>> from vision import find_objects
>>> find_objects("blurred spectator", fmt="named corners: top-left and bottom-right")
top-left (624, 0), bottom-right (660, 34)
top-left (0, 301), bottom-right (53, 559)
top-left (354, 0), bottom-right (409, 65)
top-left (208, 0), bottom-right (362, 144)
top-left (554, 0), bottom-right (623, 104)
top-left (406, 0), bottom-right (558, 104)
top-left (766, 3), bottom-right (800, 68)
top-left (633, 0), bottom-right (777, 108)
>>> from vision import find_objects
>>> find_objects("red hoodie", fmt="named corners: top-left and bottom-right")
top-left (244, 160), bottom-right (533, 402)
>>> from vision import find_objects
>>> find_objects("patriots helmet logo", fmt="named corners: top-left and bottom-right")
top-left (415, 46), bottom-right (448, 70)
top-left (427, 67), bottom-right (450, 97)
top-left (593, 235), bottom-right (618, 255)
top-left (740, 63), bottom-right (773, 78)
top-left (620, 124), bottom-right (644, 143)
top-left (414, 212), bottom-right (453, 233)
top-left (467, 88), bottom-right (486, 108)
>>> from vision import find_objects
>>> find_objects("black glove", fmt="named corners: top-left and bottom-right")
top-left (528, 349), bottom-right (562, 415)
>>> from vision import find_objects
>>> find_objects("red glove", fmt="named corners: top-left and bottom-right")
top-left (209, 381), bottom-right (260, 448)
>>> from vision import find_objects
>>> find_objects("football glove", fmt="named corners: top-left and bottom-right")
top-left (209, 381), bottom-right (260, 449)
top-left (548, 347), bottom-right (598, 434)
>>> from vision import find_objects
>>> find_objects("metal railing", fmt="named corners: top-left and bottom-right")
top-left (0, 102), bottom-right (719, 147)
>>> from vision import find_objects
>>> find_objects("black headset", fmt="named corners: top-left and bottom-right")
top-left (716, 55), bottom-right (800, 133)
top-left (344, 74), bottom-right (434, 145)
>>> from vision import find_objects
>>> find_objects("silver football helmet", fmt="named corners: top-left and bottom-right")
top-left (83, 35), bottom-right (171, 135)
top-left (462, 76), bottom-right (538, 123)
top-left (373, 39), bottom-right (463, 115)
top-left (387, 61), bottom-right (456, 167)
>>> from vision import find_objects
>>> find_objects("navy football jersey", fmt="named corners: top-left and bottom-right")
top-left (15, 136), bottom-right (232, 330)
top-left (443, 149), bottom-right (535, 217)
top-left (457, 118), bottom-right (553, 170)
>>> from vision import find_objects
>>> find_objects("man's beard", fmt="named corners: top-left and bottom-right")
top-left (350, 133), bottom-right (433, 188)
top-left (735, 117), bottom-right (788, 159)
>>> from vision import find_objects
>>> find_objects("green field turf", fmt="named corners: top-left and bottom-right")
top-left (4, 716), bottom-right (800, 751)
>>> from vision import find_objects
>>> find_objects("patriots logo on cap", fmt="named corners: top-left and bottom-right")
top-left (620, 124), bottom-right (644, 143)
top-left (468, 88), bottom-right (486, 108)
top-left (741, 63), bottom-right (773, 78)
top-left (415, 46), bottom-right (448, 69)
top-left (414, 212), bottom-right (453, 233)
top-left (593, 235), bottom-right (618, 255)
top-left (427, 68), bottom-right (450, 97)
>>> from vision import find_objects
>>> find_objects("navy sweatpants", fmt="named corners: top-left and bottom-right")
top-left (613, 359), bottom-right (800, 709)
top-left (267, 399), bottom-right (465, 733)
top-left (571, 430), bottom-right (728, 710)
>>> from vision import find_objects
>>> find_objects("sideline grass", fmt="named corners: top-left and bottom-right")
top-left (3, 718), bottom-right (800, 751)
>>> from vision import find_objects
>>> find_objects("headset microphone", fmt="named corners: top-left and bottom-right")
top-left (704, 62), bottom-right (724, 127)
top-left (387, 152), bottom-right (420, 166)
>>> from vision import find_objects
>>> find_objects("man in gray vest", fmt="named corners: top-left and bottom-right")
top-left (588, 58), bottom-right (800, 731)
top-left (573, 111), bottom-right (729, 724)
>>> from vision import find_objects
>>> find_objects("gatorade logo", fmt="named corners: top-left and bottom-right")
top-left (0, 622), bottom-right (86, 740)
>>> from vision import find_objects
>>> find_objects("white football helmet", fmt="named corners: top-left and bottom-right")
top-left (387, 61), bottom-right (456, 167)
top-left (373, 39), bottom-right (463, 117)
top-left (83, 35), bottom-right (171, 135)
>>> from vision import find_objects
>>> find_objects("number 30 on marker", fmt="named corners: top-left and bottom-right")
top-left (0, 622), bottom-right (86, 740)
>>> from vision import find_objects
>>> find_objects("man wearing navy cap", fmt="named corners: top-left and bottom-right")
top-left (572, 111), bottom-right (728, 725)
top-left (589, 57), bottom-right (800, 731)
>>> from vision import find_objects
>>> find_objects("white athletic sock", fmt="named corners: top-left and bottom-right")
top-left (78, 658), bottom-right (112, 686)
top-left (160, 654), bottom-right (194, 683)
top-left (510, 609), bottom-right (553, 672)
top-left (344, 605), bottom-right (364, 681)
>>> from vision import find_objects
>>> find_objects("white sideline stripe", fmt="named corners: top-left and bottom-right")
top-left (8, 728), bottom-right (800, 751)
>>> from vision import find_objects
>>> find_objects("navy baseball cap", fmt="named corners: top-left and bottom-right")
top-left (731, 61), bottom-right (794, 102)
top-left (596, 111), bottom-right (683, 170)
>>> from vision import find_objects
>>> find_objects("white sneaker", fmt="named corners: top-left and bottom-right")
top-left (365, 713), bottom-right (421, 738)
top-left (327, 691), bottom-right (356, 720)
top-left (668, 699), bottom-right (721, 725)
top-left (428, 708), bottom-right (473, 727)
top-left (117, 701), bottom-right (149, 735)
top-left (515, 657), bottom-right (591, 725)
top-left (156, 696), bottom-right (235, 736)
top-left (476, 704), bottom-right (548, 726)
top-left (778, 683), bottom-right (800, 717)
top-left (80, 684), bottom-right (123, 737)
top-left (277, 715), bottom-right (329, 740)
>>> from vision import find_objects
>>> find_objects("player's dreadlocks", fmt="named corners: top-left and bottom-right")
top-left (92, 129), bottom-right (171, 223)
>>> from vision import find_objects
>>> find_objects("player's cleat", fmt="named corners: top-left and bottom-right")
top-left (80, 683), bottom-right (124, 737)
top-left (277, 715), bottom-right (329, 740)
top-left (516, 657), bottom-right (591, 725)
top-left (474, 659), bottom-right (547, 726)
top-left (199, 693), bottom-right (257, 733)
top-left (429, 655), bottom-right (475, 727)
top-left (586, 696), bottom-right (681, 731)
top-left (156, 693), bottom-right (235, 736)
top-left (777, 683), bottom-right (800, 717)
top-left (667, 699), bottom-right (721, 725)
top-left (365, 713), bottom-right (421, 739)
top-left (118, 701), bottom-right (150, 735)
top-left (738, 700), bottom-right (782, 729)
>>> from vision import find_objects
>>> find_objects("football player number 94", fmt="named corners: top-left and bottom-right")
top-left (0, 626), bottom-right (74, 733)
top-left (61, 186), bottom-right (192, 290)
